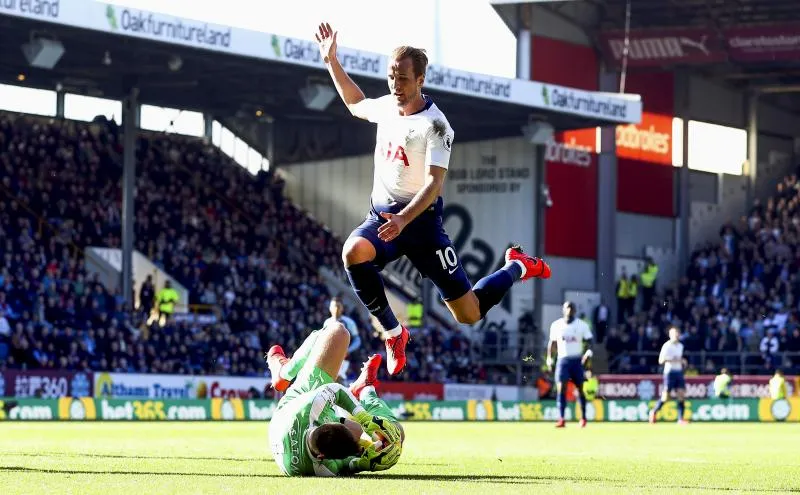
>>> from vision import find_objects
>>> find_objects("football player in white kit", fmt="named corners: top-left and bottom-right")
top-left (649, 325), bottom-right (689, 424)
top-left (547, 301), bottom-right (593, 428)
top-left (314, 22), bottom-right (551, 376)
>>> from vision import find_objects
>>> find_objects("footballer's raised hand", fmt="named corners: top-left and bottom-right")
top-left (315, 22), bottom-right (338, 64)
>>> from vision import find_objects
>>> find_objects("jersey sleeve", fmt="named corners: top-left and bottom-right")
top-left (350, 96), bottom-right (389, 123)
top-left (548, 322), bottom-right (558, 343)
top-left (425, 123), bottom-right (454, 170)
top-left (582, 321), bottom-right (594, 340)
top-left (310, 383), bottom-right (366, 425)
top-left (658, 343), bottom-right (668, 363)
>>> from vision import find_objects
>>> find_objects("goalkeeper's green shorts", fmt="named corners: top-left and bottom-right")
top-left (277, 365), bottom-right (334, 409)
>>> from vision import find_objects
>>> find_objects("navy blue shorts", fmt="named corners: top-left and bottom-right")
top-left (664, 371), bottom-right (686, 392)
top-left (349, 197), bottom-right (472, 301)
top-left (555, 356), bottom-right (585, 386)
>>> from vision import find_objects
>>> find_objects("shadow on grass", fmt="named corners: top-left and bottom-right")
top-left (3, 465), bottom-right (798, 492)
top-left (0, 466), bottom-right (607, 485)
top-left (5, 451), bottom-right (453, 467)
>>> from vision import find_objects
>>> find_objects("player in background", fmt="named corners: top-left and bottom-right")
top-left (314, 22), bottom-right (551, 376)
top-left (769, 369), bottom-right (787, 400)
top-left (324, 295), bottom-right (361, 381)
top-left (714, 368), bottom-right (733, 400)
top-left (265, 322), bottom-right (403, 476)
top-left (649, 326), bottom-right (689, 424)
top-left (547, 301), bottom-right (593, 428)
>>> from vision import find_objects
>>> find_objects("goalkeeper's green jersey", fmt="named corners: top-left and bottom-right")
top-left (269, 382), bottom-right (367, 476)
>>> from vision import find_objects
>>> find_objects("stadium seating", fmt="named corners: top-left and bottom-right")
top-left (606, 172), bottom-right (800, 375)
top-left (0, 112), bottom-right (478, 385)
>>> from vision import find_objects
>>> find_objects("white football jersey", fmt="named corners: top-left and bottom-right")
top-left (354, 94), bottom-right (454, 207)
top-left (659, 340), bottom-right (684, 373)
top-left (549, 318), bottom-right (592, 358)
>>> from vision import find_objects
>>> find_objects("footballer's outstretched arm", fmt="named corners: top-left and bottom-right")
top-left (547, 339), bottom-right (557, 369)
top-left (314, 23), bottom-right (368, 117)
top-left (310, 383), bottom-right (367, 423)
top-left (582, 338), bottom-right (594, 365)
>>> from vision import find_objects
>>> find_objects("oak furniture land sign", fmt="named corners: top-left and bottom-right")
top-left (0, 0), bottom-right (641, 123)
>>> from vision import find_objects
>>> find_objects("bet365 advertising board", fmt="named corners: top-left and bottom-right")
top-left (2, 398), bottom-right (800, 422)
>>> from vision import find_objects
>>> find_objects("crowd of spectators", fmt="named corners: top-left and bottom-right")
top-left (607, 173), bottom-right (800, 375)
top-left (0, 112), bottom-right (478, 385)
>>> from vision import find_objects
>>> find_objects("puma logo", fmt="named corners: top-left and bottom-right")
top-left (679, 35), bottom-right (710, 55)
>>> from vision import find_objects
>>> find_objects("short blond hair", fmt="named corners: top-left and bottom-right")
top-left (391, 46), bottom-right (428, 78)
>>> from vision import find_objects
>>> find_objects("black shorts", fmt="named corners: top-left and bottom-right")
top-left (349, 197), bottom-right (472, 301)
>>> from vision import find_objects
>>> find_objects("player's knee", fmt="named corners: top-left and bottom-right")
top-left (453, 306), bottom-right (481, 325)
top-left (325, 322), bottom-right (351, 347)
top-left (343, 237), bottom-right (375, 267)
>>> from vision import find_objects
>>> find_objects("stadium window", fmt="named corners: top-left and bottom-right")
top-left (0, 83), bottom-right (56, 116)
top-left (211, 120), bottom-right (222, 147)
top-left (687, 120), bottom-right (746, 176)
top-left (234, 137), bottom-right (249, 168)
top-left (220, 126), bottom-right (234, 157)
top-left (247, 148), bottom-right (263, 176)
top-left (64, 94), bottom-right (122, 123)
top-left (140, 104), bottom-right (204, 136)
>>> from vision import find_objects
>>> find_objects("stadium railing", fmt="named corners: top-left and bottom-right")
top-left (609, 351), bottom-right (800, 375)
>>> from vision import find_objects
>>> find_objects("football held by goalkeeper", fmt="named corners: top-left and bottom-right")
top-left (266, 321), bottom-right (403, 476)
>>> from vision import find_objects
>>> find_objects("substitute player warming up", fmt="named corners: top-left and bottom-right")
top-left (547, 301), bottom-right (593, 428)
top-left (314, 21), bottom-right (551, 376)
top-left (649, 326), bottom-right (689, 425)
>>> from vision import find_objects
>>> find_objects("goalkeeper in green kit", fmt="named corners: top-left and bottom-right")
top-left (266, 321), bottom-right (404, 476)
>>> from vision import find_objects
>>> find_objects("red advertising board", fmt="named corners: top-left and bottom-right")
top-left (615, 71), bottom-right (676, 217)
top-left (726, 24), bottom-right (800, 61)
top-left (597, 374), bottom-right (798, 400)
top-left (379, 382), bottom-right (444, 401)
top-left (616, 112), bottom-right (673, 166)
top-left (1, 370), bottom-right (94, 398)
top-left (544, 128), bottom-right (598, 259)
top-left (601, 24), bottom-right (800, 67)
top-left (531, 36), bottom-right (599, 260)
top-left (600, 28), bottom-right (725, 67)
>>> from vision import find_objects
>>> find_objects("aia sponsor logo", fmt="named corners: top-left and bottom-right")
top-left (381, 142), bottom-right (410, 167)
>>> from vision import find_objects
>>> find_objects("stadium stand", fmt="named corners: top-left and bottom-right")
top-left (0, 112), bottom-right (481, 386)
top-left (607, 171), bottom-right (800, 375)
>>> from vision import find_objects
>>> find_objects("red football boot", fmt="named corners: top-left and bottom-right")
top-left (505, 245), bottom-right (551, 280)
top-left (385, 326), bottom-right (410, 375)
top-left (266, 345), bottom-right (291, 393)
top-left (350, 354), bottom-right (382, 399)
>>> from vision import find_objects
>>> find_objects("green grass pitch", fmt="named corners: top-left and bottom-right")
top-left (2, 421), bottom-right (799, 494)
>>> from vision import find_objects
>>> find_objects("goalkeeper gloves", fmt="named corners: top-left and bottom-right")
top-left (349, 435), bottom-right (402, 472)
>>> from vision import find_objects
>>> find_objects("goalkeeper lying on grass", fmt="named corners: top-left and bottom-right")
top-left (266, 321), bottom-right (404, 476)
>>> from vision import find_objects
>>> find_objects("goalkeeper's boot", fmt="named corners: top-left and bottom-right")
top-left (350, 354), bottom-right (382, 399)
top-left (266, 345), bottom-right (291, 393)
top-left (385, 326), bottom-right (410, 375)
top-left (505, 245), bottom-right (551, 280)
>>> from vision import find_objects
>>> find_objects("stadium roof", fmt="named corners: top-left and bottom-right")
top-left (492, 0), bottom-right (800, 113)
top-left (0, 2), bottom-right (642, 164)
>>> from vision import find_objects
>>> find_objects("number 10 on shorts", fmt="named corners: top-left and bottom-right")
top-left (436, 247), bottom-right (459, 273)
